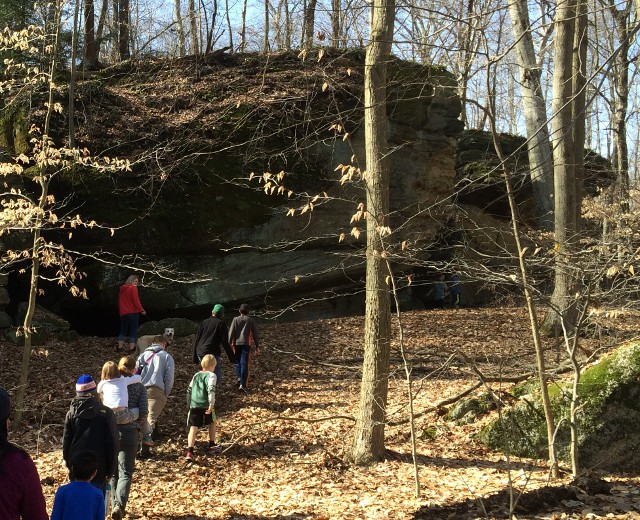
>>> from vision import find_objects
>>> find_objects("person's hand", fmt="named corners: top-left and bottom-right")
top-left (141, 310), bottom-right (147, 315)
top-left (205, 407), bottom-right (212, 415)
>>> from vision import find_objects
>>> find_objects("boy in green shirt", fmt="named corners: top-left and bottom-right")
top-left (185, 354), bottom-right (219, 461)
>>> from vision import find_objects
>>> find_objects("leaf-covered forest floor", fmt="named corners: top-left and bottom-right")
top-left (3, 305), bottom-right (640, 519)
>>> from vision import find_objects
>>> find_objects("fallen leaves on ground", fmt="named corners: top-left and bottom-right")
top-left (2, 306), bottom-right (640, 519)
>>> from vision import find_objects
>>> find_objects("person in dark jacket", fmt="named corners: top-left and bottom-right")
top-left (228, 303), bottom-right (261, 390)
top-left (62, 375), bottom-right (118, 491)
top-left (193, 304), bottom-right (236, 385)
top-left (0, 387), bottom-right (49, 520)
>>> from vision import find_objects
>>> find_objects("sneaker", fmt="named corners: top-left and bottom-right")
top-left (142, 434), bottom-right (155, 446)
top-left (185, 452), bottom-right (194, 462)
top-left (206, 444), bottom-right (222, 455)
top-left (111, 506), bottom-right (123, 520)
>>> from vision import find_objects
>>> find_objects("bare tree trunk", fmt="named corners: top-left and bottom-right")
top-left (508, 0), bottom-right (554, 230)
top-left (240, 0), bottom-right (247, 51)
top-left (69, 0), bottom-right (81, 147)
top-left (189, 0), bottom-right (200, 54)
top-left (119, 0), bottom-right (131, 59)
top-left (225, 0), bottom-right (234, 51)
top-left (96, 0), bottom-right (110, 46)
top-left (542, 0), bottom-right (578, 337)
top-left (302, 0), bottom-right (317, 50)
top-left (346, 0), bottom-right (395, 466)
top-left (175, 0), bottom-right (186, 56)
top-left (83, 0), bottom-right (99, 68)
top-left (332, 0), bottom-right (341, 47)
top-left (264, 0), bottom-right (270, 51)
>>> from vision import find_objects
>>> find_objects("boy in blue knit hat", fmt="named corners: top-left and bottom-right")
top-left (62, 375), bottom-right (117, 491)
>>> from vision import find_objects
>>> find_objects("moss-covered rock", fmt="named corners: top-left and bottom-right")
top-left (477, 341), bottom-right (640, 471)
top-left (445, 392), bottom-right (495, 425)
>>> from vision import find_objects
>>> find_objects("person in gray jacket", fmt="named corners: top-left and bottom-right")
top-left (228, 303), bottom-right (260, 390)
top-left (136, 335), bottom-right (174, 451)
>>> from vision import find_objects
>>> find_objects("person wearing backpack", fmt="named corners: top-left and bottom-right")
top-left (136, 335), bottom-right (174, 456)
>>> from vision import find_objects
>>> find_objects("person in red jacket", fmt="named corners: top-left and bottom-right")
top-left (117, 274), bottom-right (146, 353)
top-left (0, 388), bottom-right (49, 520)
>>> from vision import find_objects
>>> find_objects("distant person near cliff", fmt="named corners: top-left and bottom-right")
top-left (117, 275), bottom-right (146, 353)
top-left (228, 303), bottom-right (260, 391)
top-left (427, 274), bottom-right (449, 308)
top-left (450, 274), bottom-right (462, 309)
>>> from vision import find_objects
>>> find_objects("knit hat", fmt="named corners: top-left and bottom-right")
top-left (239, 303), bottom-right (250, 313)
top-left (76, 375), bottom-right (97, 393)
top-left (212, 304), bottom-right (225, 316)
top-left (0, 388), bottom-right (10, 421)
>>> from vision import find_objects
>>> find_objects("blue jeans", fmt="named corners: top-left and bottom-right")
top-left (111, 426), bottom-right (138, 513)
top-left (235, 345), bottom-right (251, 386)
top-left (118, 313), bottom-right (139, 342)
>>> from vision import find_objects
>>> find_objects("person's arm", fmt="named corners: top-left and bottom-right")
top-left (124, 374), bottom-right (142, 385)
top-left (207, 373), bottom-right (217, 411)
top-left (228, 318), bottom-right (236, 346)
top-left (192, 326), bottom-right (202, 364)
top-left (136, 382), bottom-right (148, 422)
top-left (61, 411), bottom-right (73, 467)
top-left (164, 355), bottom-right (175, 396)
top-left (95, 491), bottom-right (106, 520)
top-left (250, 318), bottom-right (260, 350)
top-left (104, 410), bottom-right (117, 480)
top-left (132, 285), bottom-right (145, 314)
top-left (221, 322), bottom-right (236, 363)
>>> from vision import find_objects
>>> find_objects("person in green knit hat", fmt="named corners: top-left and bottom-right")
top-left (192, 304), bottom-right (236, 386)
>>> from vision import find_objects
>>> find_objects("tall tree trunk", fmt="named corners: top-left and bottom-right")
top-left (240, 0), bottom-right (247, 51)
top-left (542, 0), bottom-right (578, 336)
top-left (175, 0), bottom-right (186, 56)
top-left (332, 0), bottom-right (341, 47)
top-left (83, 0), bottom-right (99, 68)
top-left (119, 0), bottom-right (131, 59)
top-left (303, 0), bottom-right (317, 50)
top-left (264, 0), bottom-right (270, 51)
top-left (346, 0), bottom-right (395, 466)
top-left (225, 0), bottom-right (234, 51)
top-left (508, 0), bottom-right (554, 229)
top-left (69, 0), bottom-right (81, 147)
top-left (189, 0), bottom-right (200, 54)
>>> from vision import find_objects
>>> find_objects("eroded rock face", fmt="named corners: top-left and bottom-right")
top-left (9, 51), bottom-right (463, 328)
top-left (477, 341), bottom-right (640, 472)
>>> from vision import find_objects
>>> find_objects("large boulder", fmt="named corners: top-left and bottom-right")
top-left (477, 341), bottom-right (640, 472)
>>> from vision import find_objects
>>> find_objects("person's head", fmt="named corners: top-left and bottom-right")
top-left (101, 361), bottom-right (120, 381)
top-left (0, 388), bottom-right (10, 440)
top-left (152, 335), bottom-right (167, 349)
top-left (75, 375), bottom-right (97, 396)
top-left (71, 450), bottom-right (98, 482)
top-left (239, 303), bottom-right (250, 315)
top-left (201, 354), bottom-right (217, 372)
top-left (212, 304), bottom-right (225, 318)
top-left (118, 356), bottom-right (136, 376)
top-left (438, 274), bottom-right (445, 281)
top-left (125, 274), bottom-right (139, 285)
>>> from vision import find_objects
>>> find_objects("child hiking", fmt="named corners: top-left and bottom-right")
top-left (97, 361), bottom-right (142, 425)
top-left (185, 354), bottom-right (219, 462)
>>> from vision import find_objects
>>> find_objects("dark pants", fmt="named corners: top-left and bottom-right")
top-left (118, 313), bottom-right (140, 342)
top-left (111, 426), bottom-right (138, 513)
top-left (235, 345), bottom-right (251, 386)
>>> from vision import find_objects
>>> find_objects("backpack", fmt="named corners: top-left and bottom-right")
top-left (135, 349), bottom-right (161, 376)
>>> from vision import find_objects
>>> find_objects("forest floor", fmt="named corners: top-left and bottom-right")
top-left (3, 305), bottom-right (640, 519)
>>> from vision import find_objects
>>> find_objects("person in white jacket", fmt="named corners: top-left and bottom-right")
top-left (136, 335), bottom-right (175, 449)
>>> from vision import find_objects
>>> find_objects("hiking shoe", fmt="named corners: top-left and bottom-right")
top-left (111, 506), bottom-right (123, 520)
top-left (142, 434), bottom-right (155, 446)
top-left (185, 452), bottom-right (194, 462)
top-left (206, 444), bottom-right (222, 455)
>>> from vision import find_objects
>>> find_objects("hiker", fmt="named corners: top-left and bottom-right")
top-left (117, 274), bottom-right (146, 354)
top-left (193, 304), bottom-right (236, 386)
top-left (0, 387), bottom-right (48, 520)
top-left (136, 335), bottom-right (175, 455)
top-left (427, 274), bottom-right (449, 308)
top-left (228, 303), bottom-right (261, 390)
top-left (450, 274), bottom-right (462, 308)
top-left (97, 361), bottom-right (141, 425)
top-left (62, 375), bottom-right (118, 491)
top-left (185, 354), bottom-right (220, 462)
top-left (109, 356), bottom-right (148, 520)
top-left (51, 450), bottom-right (105, 520)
